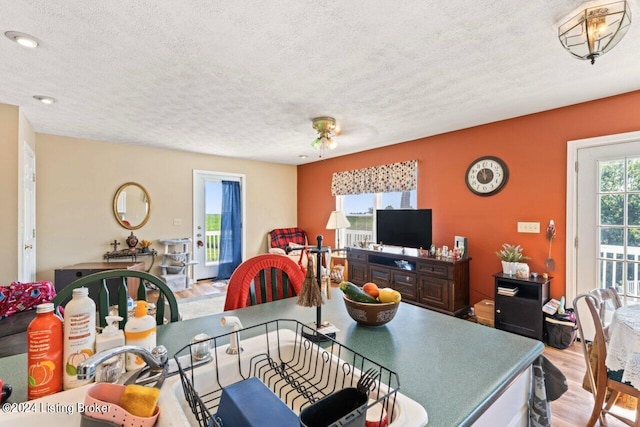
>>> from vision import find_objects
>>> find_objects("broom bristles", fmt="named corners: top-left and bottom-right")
top-left (297, 254), bottom-right (323, 307)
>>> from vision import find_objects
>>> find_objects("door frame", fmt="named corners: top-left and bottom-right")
top-left (192, 169), bottom-right (246, 280)
top-left (19, 142), bottom-right (36, 282)
top-left (566, 130), bottom-right (640, 305)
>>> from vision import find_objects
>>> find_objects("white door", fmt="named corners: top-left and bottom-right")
top-left (570, 132), bottom-right (640, 306)
top-left (193, 171), bottom-right (245, 281)
top-left (21, 144), bottom-right (36, 282)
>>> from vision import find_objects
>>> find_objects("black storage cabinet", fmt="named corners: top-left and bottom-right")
top-left (494, 273), bottom-right (550, 341)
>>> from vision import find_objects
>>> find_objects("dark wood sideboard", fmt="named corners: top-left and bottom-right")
top-left (346, 247), bottom-right (470, 317)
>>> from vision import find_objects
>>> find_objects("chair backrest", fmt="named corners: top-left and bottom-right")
top-left (267, 227), bottom-right (308, 250)
top-left (224, 254), bottom-right (305, 310)
top-left (590, 288), bottom-right (622, 334)
top-left (52, 269), bottom-right (179, 328)
top-left (573, 292), bottom-right (608, 399)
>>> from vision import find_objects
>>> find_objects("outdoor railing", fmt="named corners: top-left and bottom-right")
top-left (600, 244), bottom-right (640, 298)
top-left (344, 230), bottom-right (374, 248)
top-left (206, 230), bottom-right (221, 263)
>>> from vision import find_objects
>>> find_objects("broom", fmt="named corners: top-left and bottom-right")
top-left (297, 249), bottom-right (324, 307)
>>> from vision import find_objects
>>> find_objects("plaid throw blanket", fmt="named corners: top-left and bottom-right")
top-left (269, 227), bottom-right (307, 249)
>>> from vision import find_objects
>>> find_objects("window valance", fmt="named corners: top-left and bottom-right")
top-left (331, 160), bottom-right (417, 196)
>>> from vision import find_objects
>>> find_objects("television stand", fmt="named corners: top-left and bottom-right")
top-left (346, 247), bottom-right (470, 317)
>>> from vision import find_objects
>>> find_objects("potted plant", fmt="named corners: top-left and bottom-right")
top-left (139, 239), bottom-right (152, 253)
top-left (496, 243), bottom-right (530, 276)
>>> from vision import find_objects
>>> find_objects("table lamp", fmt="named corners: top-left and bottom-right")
top-left (326, 211), bottom-right (350, 249)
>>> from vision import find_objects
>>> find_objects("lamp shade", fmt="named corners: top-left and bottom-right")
top-left (326, 211), bottom-right (351, 230)
top-left (558, 1), bottom-right (631, 64)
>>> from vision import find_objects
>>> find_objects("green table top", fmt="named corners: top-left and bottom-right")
top-left (0, 291), bottom-right (543, 426)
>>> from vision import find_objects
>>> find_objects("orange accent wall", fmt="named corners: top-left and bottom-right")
top-left (297, 90), bottom-right (640, 304)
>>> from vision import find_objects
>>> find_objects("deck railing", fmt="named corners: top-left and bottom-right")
top-left (344, 230), bottom-right (374, 248)
top-left (600, 244), bottom-right (640, 298)
top-left (206, 230), bottom-right (220, 263)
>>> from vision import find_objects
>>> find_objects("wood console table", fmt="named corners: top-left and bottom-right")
top-left (346, 247), bottom-right (470, 316)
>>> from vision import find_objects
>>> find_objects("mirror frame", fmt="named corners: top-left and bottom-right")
top-left (112, 182), bottom-right (151, 230)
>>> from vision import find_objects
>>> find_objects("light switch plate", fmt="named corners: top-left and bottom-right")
top-left (517, 222), bottom-right (540, 233)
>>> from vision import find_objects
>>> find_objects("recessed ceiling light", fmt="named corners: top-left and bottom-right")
top-left (4, 31), bottom-right (39, 48)
top-left (33, 95), bottom-right (56, 105)
top-left (299, 155), bottom-right (308, 159)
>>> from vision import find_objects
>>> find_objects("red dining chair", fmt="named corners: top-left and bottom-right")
top-left (223, 254), bottom-right (305, 311)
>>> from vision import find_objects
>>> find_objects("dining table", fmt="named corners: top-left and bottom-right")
top-left (606, 303), bottom-right (640, 387)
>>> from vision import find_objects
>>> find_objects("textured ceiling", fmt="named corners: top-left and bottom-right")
top-left (1, 1), bottom-right (640, 165)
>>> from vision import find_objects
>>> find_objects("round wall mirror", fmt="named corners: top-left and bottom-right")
top-left (113, 182), bottom-right (151, 230)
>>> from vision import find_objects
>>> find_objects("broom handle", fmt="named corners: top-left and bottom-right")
top-left (316, 235), bottom-right (323, 328)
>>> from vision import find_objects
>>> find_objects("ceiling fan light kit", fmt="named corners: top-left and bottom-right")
top-left (311, 116), bottom-right (337, 158)
top-left (558, 1), bottom-right (632, 64)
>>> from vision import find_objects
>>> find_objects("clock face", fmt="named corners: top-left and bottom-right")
top-left (465, 156), bottom-right (509, 196)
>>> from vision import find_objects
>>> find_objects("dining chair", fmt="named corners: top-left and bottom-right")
top-left (52, 269), bottom-right (180, 328)
top-left (574, 291), bottom-right (640, 427)
top-left (223, 254), bottom-right (305, 311)
top-left (590, 287), bottom-right (623, 340)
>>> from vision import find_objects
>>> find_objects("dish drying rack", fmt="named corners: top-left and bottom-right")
top-left (174, 319), bottom-right (401, 427)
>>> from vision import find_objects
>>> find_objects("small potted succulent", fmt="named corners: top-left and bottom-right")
top-left (496, 243), bottom-right (530, 276)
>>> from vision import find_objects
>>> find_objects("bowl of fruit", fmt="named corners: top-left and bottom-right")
top-left (339, 281), bottom-right (401, 326)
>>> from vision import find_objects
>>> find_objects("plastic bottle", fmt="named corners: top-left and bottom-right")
top-left (62, 287), bottom-right (96, 390)
top-left (124, 301), bottom-right (156, 371)
top-left (95, 315), bottom-right (125, 381)
top-left (27, 302), bottom-right (63, 399)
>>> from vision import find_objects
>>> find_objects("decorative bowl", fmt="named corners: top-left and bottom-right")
top-left (342, 295), bottom-right (399, 326)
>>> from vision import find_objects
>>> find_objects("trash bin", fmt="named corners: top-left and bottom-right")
top-left (544, 309), bottom-right (577, 349)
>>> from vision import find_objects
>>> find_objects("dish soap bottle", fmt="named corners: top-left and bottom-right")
top-left (95, 315), bottom-right (125, 382)
top-left (124, 301), bottom-right (156, 371)
top-left (62, 287), bottom-right (96, 390)
top-left (27, 302), bottom-right (63, 399)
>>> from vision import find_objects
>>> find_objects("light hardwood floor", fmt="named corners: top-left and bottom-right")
top-left (546, 341), bottom-right (635, 426)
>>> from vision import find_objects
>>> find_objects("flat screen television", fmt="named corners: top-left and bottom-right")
top-left (376, 209), bottom-right (432, 249)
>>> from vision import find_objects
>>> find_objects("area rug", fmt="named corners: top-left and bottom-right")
top-left (178, 293), bottom-right (226, 320)
top-left (176, 280), bottom-right (228, 320)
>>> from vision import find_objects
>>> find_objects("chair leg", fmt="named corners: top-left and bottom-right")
top-left (587, 384), bottom-right (608, 427)
top-left (604, 390), bottom-right (619, 411)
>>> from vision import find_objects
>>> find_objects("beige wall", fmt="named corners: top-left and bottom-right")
top-left (0, 104), bottom-right (19, 283)
top-left (36, 134), bottom-right (297, 282)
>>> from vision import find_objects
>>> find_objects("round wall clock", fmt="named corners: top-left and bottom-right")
top-left (465, 156), bottom-right (509, 196)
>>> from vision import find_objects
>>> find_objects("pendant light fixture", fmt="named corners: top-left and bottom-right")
top-left (311, 117), bottom-right (337, 158)
top-left (558, 1), bottom-right (631, 64)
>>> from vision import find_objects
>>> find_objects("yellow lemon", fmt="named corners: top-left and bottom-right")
top-left (378, 288), bottom-right (401, 303)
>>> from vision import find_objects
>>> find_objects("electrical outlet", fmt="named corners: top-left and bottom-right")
top-left (517, 222), bottom-right (540, 233)
top-left (173, 218), bottom-right (182, 226)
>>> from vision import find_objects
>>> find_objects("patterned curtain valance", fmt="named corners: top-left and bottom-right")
top-left (331, 160), bottom-right (417, 196)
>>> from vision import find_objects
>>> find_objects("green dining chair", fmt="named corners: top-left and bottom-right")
top-left (52, 269), bottom-right (179, 328)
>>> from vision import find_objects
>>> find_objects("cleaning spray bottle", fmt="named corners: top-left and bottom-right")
top-left (124, 301), bottom-right (156, 371)
top-left (95, 315), bottom-right (125, 381)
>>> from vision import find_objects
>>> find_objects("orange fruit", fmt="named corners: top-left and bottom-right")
top-left (362, 282), bottom-right (379, 298)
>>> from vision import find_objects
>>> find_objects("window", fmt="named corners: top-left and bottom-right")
top-left (338, 190), bottom-right (417, 247)
top-left (599, 157), bottom-right (640, 300)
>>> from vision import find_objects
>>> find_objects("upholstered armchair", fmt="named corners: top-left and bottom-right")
top-left (266, 228), bottom-right (330, 278)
